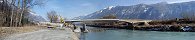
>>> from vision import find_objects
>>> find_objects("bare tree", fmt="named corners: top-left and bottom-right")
top-left (0, 0), bottom-right (13, 26)
top-left (18, 0), bottom-right (47, 26)
top-left (0, 0), bottom-right (47, 27)
top-left (10, 0), bottom-right (16, 27)
top-left (47, 10), bottom-right (59, 23)
top-left (181, 11), bottom-right (195, 20)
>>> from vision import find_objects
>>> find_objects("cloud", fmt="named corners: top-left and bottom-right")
top-left (168, 0), bottom-right (195, 4)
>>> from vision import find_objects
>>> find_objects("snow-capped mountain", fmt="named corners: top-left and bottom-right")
top-left (79, 1), bottom-right (195, 20)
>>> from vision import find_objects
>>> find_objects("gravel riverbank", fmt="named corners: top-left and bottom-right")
top-left (1, 26), bottom-right (79, 40)
top-left (0, 26), bottom-right (45, 40)
top-left (5, 28), bottom-right (79, 40)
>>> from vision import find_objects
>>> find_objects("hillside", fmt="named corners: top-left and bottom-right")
top-left (79, 1), bottom-right (195, 20)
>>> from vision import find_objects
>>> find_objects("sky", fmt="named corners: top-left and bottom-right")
top-left (32, 0), bottom-right (195, 19)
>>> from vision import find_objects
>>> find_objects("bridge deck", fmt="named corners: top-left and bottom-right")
top-left (65, 19), bottom-right (152, 23)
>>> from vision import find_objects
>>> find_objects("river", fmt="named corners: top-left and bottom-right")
top-left (80, 27), bottom-right (195, 40)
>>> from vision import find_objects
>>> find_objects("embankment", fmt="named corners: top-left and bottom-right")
top-left (0, 26), bottom-right (45, 39)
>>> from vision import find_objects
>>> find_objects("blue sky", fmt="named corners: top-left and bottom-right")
top-left (32, 0), bottom-right (195, 19)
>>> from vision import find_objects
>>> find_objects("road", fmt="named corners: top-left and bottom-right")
top-left (4, 28), bottom-right (79, 40)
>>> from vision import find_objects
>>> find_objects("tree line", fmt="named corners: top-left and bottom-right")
top-left (0, 0), bottom-right (46, 27)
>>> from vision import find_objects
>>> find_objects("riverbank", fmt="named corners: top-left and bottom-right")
top-left (85, 18), bottom-right (195, 32)
top-left (0, 26), bottom-right (45, 39)
top-left (0, 25), bottom-right (79, 40)
top-left (4, 27), bottom-right (79, 40)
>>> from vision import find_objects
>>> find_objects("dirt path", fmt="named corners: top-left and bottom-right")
top-left (4, 28), bottom-right (79, 40)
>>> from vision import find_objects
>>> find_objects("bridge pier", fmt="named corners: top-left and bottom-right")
top-left (81, 24), bottom-right (88, 32)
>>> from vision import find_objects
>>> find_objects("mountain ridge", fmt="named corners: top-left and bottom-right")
top-left (77, 1), bottom-right (195, 20)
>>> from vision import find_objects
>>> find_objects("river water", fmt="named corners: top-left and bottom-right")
top-left (80, 27), bottom-right (195, 40)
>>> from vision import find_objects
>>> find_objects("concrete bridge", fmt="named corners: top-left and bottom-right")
top-left (64, 19), bottom-right (152, 23)
top-left (65, 19), bottom-right (153, 32)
